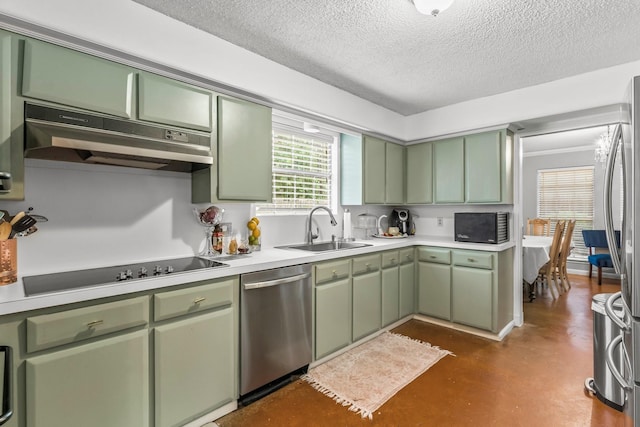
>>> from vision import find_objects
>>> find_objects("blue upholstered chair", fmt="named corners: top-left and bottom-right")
top-left (581, 230), bottom-right (620, 285)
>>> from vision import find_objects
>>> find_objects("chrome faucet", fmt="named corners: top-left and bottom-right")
top-left (307, 206), bottom-right (338, 244)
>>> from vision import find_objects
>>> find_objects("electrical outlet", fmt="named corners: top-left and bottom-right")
top-left (437, 217), bottom-right (443, 227)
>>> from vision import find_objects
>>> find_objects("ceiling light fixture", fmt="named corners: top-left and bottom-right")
top-left (303, 123), bottom-right (320, 133)
top-left (412, 0), bottom-right (454, 17)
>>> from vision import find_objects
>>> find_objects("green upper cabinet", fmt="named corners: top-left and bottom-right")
top-left (192, 95), bottom-right (272, 202)
top-left (137, 73), bottom-right (213, 131)
top-left (464, 129), bottom-right (513, 203)
top-left (405, 142), bottom-right (433, 204)
top-left (363, 135), bottom-right (386, 204)
top-left (22, 38), bottom-right (134, 118)
top-left (385, 142), bottom-right (404, 204)
top-left (0, 30), bottom-right (23, 200)
top-left (433, 137), bottom-right (464, 203)
top-left (362, 135), bottom-right (405, 205)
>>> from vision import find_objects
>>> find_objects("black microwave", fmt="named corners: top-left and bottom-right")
top-left (454, 212), bottom-right (509, 244)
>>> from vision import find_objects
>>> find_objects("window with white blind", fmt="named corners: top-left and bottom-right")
top-left (255, 123), bottom-right (338, 215)
top-left (537, 166), bottom-right (594, 259)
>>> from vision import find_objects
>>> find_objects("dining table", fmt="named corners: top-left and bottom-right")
top-left (522, 235), bottom-right (554, 301)
top-left (522, 235), bottom-right (554, 284)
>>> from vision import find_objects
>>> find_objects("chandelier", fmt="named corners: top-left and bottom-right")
top-left (594, 126), bottom-right (611, 163)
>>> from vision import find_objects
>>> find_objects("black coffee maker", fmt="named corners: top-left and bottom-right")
top-left (389, 209), bottom-right (414, 235)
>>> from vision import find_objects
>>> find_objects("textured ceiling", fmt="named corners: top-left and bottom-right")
top-left (132, 0), bottom-right (640, 115)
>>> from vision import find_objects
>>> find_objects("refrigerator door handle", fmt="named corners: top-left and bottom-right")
top-left (605, 334), bottom-right (633, 391)
top-left (0, 346), bottom-right (12, 426)
top-left (604, 291), bottom-right (630, 330)
top-left (603, 123), bottom-right (624, 275)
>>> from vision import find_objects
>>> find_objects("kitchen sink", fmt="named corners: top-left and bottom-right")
top-left (279, 241), bottom-right (372, 252)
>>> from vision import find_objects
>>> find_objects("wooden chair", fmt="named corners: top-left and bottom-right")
top-left (582, 229), bottom-right (621, 285)
top-left (527, 218), bottom-right (551, 236)
top-left (557, 219), bottom-right (576, 292)
top-left (536, 220), bottom-right (566, 299)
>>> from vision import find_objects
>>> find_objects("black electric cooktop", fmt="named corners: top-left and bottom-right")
top-left (22, 257), bottom-right (229, 297)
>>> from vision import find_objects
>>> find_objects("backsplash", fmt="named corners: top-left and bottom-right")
top-left (2, 160), bottom-right (512, 276)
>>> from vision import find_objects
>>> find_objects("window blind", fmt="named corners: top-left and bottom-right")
top-left (256, 126), bottom-right (335, 215)
top-left (537, 166), bottom-right (594, 259)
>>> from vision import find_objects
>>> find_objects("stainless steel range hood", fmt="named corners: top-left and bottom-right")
top-left (24, 103), bottom-right (214, 172)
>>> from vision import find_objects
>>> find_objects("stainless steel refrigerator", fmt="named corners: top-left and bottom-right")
top-left (603, 75), bottom-right (640, 426)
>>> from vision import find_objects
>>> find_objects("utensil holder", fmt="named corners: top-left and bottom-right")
top-left (0, 239), bottom-right (17, 285)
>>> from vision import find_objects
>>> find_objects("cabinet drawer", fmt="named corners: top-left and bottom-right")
top-left (352, 254), bottom-right (381, 276)
top-left (381, 251), bottom-right (400, 269)
top-left (315, 259), bottom-right (350, 285)
top-left (418, 247), bottom-right (451, 264)
top-left (26, 296), bottom-right (149, 353)
top-left (399, 248), bottom-right (415, 265)
top-left (452, 250), bottom-right (494, 270)
top-left (154, 277), bottom-right (236, 322)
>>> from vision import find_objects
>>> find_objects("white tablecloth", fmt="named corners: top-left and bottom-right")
top-left (522, 236), bottom-right (554, 284)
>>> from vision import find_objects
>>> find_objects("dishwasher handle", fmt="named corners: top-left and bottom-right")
top-left (0, 346), bottom-right (13, 426)
top-left (243, 272), bottom-right (311, 290)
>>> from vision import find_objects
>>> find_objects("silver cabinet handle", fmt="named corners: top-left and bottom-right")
top-left (0, 346), bottom-right (13, 426)
top-left (604, 123), bottom-right (623, 275)
top-left (244, 272), bottom-right (311, 290)
top-left (467, 258), bottom-right (476, 263)
top-left (605, 334), bottom-right (632, 390)
top-left (193, 297), bottom-right (206, 304)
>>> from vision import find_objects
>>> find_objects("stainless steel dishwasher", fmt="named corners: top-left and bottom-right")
top-left (240, 264), bottom-right (312, 399)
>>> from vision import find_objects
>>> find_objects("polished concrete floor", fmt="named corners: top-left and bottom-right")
top-left (216, 274), bottom-right (626, 426)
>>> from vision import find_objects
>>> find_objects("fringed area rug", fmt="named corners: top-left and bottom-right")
top-left (301, 331), bottom-right (452, 420)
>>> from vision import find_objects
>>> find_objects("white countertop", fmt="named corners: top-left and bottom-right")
top-left (0, 235), bottom-right (515, 316)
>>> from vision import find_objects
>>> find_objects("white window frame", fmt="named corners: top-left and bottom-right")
top-left (255, 116), bottom-right (339, 216)
top-left (537, 166), bottom-right (595, 260)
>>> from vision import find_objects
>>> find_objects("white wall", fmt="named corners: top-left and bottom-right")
top-left (405, 61), bottom-right (640, 141)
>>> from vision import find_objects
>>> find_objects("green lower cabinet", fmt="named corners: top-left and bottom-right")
top-left (381, 267), bottom-right (400, 326)
top-left (352, 271), bottom-right (381, 341)
top-left (398, 248), bottom-right (416, 318)
top-left (315, 278), bottom-right (352, 359)
top-left (451, 266), bottom-right (493, 331)
top-left (418, 261), bottom-right (451, 320)
top-left (25, 330), bottom-right (149, 427)
top-left (154, 308), bottom-right (235, 427)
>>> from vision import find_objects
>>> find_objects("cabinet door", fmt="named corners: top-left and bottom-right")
top-left (433, 137), bottom-right (464, 203)
top-left (363, 135), bottom-right (386, 204)
top-left (399, 262), bottom-right (415, 318)
top-left (155, 308), bottom-right (235, 427)
top-left (452, 266), bottom-right (493, 331)
top-left (465, 131), bottom-right (501, 203)
top-left (22, 38), bottom-right (134, 118)
top-left (26, 331), bottom-right (149, 427)
top-left (0, 30), bottom-right (22, 200)
top-left (315, 278), bottom-right (351, 359)
top-left (385, 142), bottom-right (404, 204)
top-left (137, 73), bottom-right (213, 131)
top-left (406, 142), bottom-right (433, 204)
top-left (352, 271), bottom-right (381, 341)
top-left (217, 96), bottom-right (272, 201)
top-left (382, 267), bottom-right (400, 326)
top-left (418, 262), bottom-right (451, 320)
